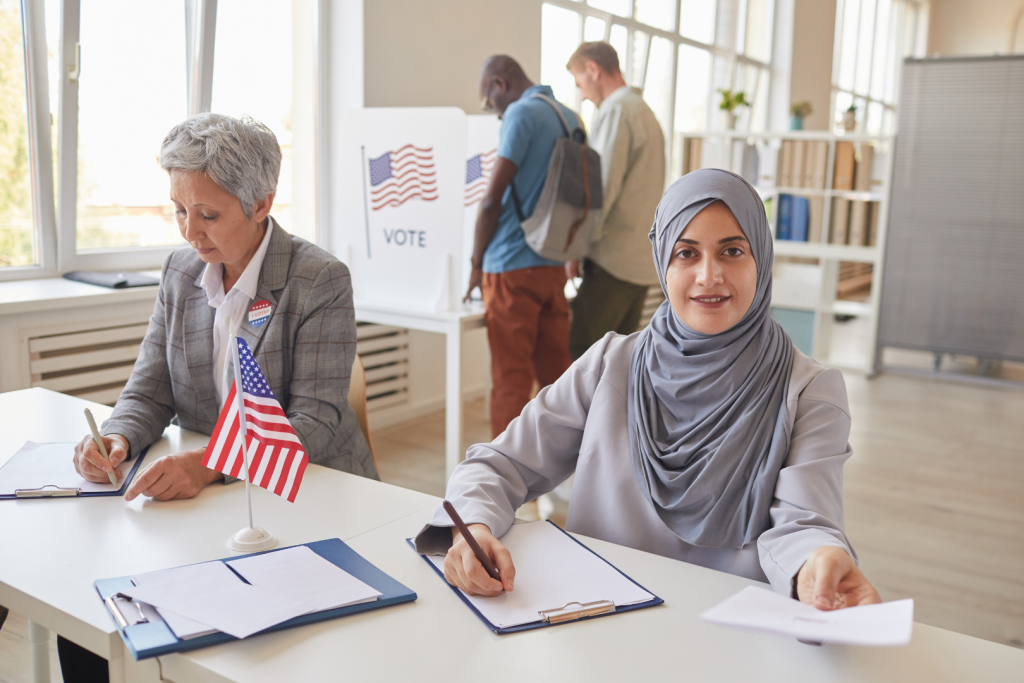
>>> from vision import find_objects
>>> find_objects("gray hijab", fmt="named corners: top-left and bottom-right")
top-left (627, 169), bottom-right (794, 549)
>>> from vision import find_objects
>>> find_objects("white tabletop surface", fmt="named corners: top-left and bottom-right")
top-left (0, 389), bottom-right (438, 659)
top-left (160, 507), bottom-right (1024, 683)
top-left (353, 297), bottom-right (485, 323)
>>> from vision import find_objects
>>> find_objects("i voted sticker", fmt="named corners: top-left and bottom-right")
top-left (248, 300), bottom-right (272, 328)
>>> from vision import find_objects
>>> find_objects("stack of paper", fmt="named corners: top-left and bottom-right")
top-left (700, 585), bottom-right (914, 646)
top-left (124, 547), bottom-right (381, 640)
top-left (428, 521), bottom-right (654, 629)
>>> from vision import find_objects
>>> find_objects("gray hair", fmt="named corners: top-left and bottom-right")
top-left (160, 113), bottom-right (281, 219)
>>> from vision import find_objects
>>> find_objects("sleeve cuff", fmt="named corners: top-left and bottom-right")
top-left (758, 529), bottom-right (851, 596)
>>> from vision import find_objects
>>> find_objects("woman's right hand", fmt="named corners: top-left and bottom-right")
top-left (444, 523), bottom-right (516, 596)
top-left (73, 433), bottom-right (130, 483)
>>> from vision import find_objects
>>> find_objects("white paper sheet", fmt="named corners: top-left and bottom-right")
top-left (123, 561), bottom-right (315, 639)
top-left (0, 441), bottom-right (134, 495)
top-left (428, 521), bottom-right (654, 629)
top-left (131, 569), bottom-right (218, 640)
top-left (227, 545), bottom-right (381, 614)
top-left (700, 585), bottom-right (914, 646)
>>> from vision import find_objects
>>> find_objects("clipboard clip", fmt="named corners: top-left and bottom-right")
top-left (15, 485), bottom-right (80, 498)
top-left (104, 593), bottom-right (149, 629)
top-left (538, 599), bottom-right (615, 624)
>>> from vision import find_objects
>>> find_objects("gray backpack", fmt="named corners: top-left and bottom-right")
top-left (510, 94), bottom-right (603, 262)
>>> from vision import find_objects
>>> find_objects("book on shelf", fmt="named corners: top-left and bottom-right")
top-left (854, 143), bottom-right (874, 192)
top-left (681, 137), bottom-right (703, 175)
top-left (848, 200), bottom-right (868, 246)
top-left (758, 144), bottom-right (778, 188)
top-left (833, 142), bottom-right (855, 190)
top-left (777, 140), bottom-right (793, 187)
top-left (808, 141), bottom-right (828, 189)
top-left (740, 143), bottom-right (759, 186)
top-left (808, 196), bottom-right (825, 243)
top-left (831, 198), bottom-right (851, 244)
top-left (867, 201), bottom-right (881, 246)
top-left (791, 196), bottom-right (809, 242)
top-left (777, 194), bottom-right (793, 240)
top-left (791, 141), bottom-right (807, 189)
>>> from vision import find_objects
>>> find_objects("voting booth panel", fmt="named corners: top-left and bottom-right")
top-left (463, 115), bottom-right (502, 295)
top-left (337, 108), bottom-right (468, 311)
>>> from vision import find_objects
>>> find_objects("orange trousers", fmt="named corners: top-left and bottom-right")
top-left (482, 266), bottom-right (572, 437)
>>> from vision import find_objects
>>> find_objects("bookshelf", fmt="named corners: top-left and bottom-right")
top-left (677, 130), bottom-right (895, 373)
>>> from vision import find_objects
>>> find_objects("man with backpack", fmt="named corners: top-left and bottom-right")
top-left (463, 55), bottom-right (581, 437)
top-left (564, 42), bottom-right (665, 360)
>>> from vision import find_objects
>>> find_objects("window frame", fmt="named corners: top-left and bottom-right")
top-left (541, 0), bottom-right (775, 183)
top-left (829, 0), bottom-right (928, 135)
top-left (0, 0), bottom-right (58, 282)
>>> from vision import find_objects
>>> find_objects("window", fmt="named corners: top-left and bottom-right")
top-left (831, 0), bottom-right (927, 135)
top-left (3, 0), bottom-right (318, 280)
top-left (0, 0), bottom-right (36, 269)
top-left (540, 0), bottom-right (775, 187)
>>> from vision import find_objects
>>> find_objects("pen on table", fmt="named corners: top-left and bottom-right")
top-left (443, 500), bottom-right (504, 589)
top-left (84, 408), bottom-right (119, 486)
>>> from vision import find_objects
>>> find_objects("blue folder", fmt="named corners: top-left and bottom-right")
top-left (410, 521), bottom-right (664, 634)
top-left (0, 445), bottom-right (149, 500)
top-left (95, 538), bottom-right (416, 660)
top-left (777, 194), bottom-right (793, 240)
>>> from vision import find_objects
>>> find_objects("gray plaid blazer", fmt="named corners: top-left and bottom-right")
top-left (102, 218), bottom-right (378, 480)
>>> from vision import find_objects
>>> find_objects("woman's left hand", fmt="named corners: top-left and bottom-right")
top-left (125, 448), bottom-right (222, 502)
top-left (796, 545), bottom-right (881, 610)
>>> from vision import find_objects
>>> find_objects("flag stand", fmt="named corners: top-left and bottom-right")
top-left (226, 333), bottom-right (276, 553)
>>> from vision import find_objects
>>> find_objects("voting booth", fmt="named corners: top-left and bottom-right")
top-left (335, 108), bottom-right (501, 311)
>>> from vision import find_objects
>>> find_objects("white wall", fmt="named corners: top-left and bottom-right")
top-left (928, 0), bottom-right (1024, 55)
top-left (363, 0), bottom-right (543, 113)
top-left (790, 0), bottom-right (836, 130)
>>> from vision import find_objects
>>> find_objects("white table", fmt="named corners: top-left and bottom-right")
top-left (353, 299), bottom-right (487, 478)
top-left (0, 388), bottom-right (439, 683)
top-left (151, 507), bottom-right (1024, 683)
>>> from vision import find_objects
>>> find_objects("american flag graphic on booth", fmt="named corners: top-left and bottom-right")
top-left (464, 148), bottom-right (496, 207)
top-left (201, 338), bottom-right (309, 503)
top-left (367, 144), bottom-right (438, 210)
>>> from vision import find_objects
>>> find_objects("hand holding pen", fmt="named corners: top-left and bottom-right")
top-left (442, 500), bottom-right (516, 597)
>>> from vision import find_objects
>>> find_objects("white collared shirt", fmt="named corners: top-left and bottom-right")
top-left (201, 219), bottom-right (274, 407)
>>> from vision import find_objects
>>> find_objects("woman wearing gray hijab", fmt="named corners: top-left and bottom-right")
top-left (415, 169), bottom-right (880, 610)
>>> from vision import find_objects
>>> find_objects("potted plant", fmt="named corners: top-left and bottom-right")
top-left (718, 89), bottom-right (749, 130)
top-left (790, 101), bottom-right (813, 130)
top-left (842, 103), bottom-right (857, 132)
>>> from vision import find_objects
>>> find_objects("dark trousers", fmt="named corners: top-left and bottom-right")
top-left (58, 636), bottom-right (110, 683)
top-left (569, 259), bottom-right (651, 360)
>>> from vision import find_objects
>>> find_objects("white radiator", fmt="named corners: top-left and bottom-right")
top-left (29, 323), bottom-right (149, 405)
top-left (355, 322), bottom-right (410, 412)
top-left (27, 320), bottom-right (411, 412)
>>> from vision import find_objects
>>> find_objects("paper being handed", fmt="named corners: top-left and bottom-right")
top-left (700, 585), bottom-right (913, 646)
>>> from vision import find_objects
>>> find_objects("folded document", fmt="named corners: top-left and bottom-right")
top-left (700, 585), bottom-right (914, 646)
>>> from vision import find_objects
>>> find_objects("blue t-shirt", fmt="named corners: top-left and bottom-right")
top-left (483, 85), bottom-right (581, 274)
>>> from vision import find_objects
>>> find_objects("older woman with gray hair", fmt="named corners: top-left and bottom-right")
top-left (71, 112), bottom-right (376, 505)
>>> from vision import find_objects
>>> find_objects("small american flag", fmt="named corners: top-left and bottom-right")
top-left (464, 148), bottom-right (496, 207)
top-left (368, 144), bottom-right (438, 210)
top-left (202, 338), bottom-right (308, 503)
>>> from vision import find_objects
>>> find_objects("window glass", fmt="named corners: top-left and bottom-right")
top-left (869, 0), bottom-right (891, 101)
top-left (643, 35), bottom-right (675, 137)
top-left (749, 66), bottom-right (770, 132)
top-left (0, 0), bottom-right (36, 267)
top-left (834, 90), bottom-right (854, 131)
top-left (866, 101), bottom-right (884, 136)
top-left (743, 0), bottom-right (772, 62)
top-left (587, 0), bottom-right (630, 18)
top-left (674, 43), bottom-right (711, 134)
top-left (45, 0), bottom-right (58, 187)
top-left (212, 0), bottom-right (300, 238)
top-left (631, 30), bottom-right (649, 88)
top-left (635, 0), bottom-right (675, 32)
top-left (609, 23), bottom-right (629, 75)
top-left (679, 0), bottom-right (715, 44)
top-left (541, 3), bottom-right (582, 109)
top-left (837, 0), bottom-right (859, 92)
top-left (854, 0), bottom-right (876, 95)
top-left (583, 15), bottom-right (606, 41)
top-left (76, 0), bottom-right (186, 250)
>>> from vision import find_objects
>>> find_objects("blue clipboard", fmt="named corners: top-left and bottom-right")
top-left (95, 538), bottom-right (417, 660)
top-left (409, 520), bottom-right (664, 634)
top-left (0, 445), bottom-right (149, 499)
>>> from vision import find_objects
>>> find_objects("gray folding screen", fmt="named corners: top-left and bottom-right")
top-left (879, 55), bottom-right (1024, 363)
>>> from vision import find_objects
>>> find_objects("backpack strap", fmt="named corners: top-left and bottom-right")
top-left (530, 93), bottom-right (575, 138)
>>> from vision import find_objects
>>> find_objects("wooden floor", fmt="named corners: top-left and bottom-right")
top-left (2, 372), bottom-right (1022, 682)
